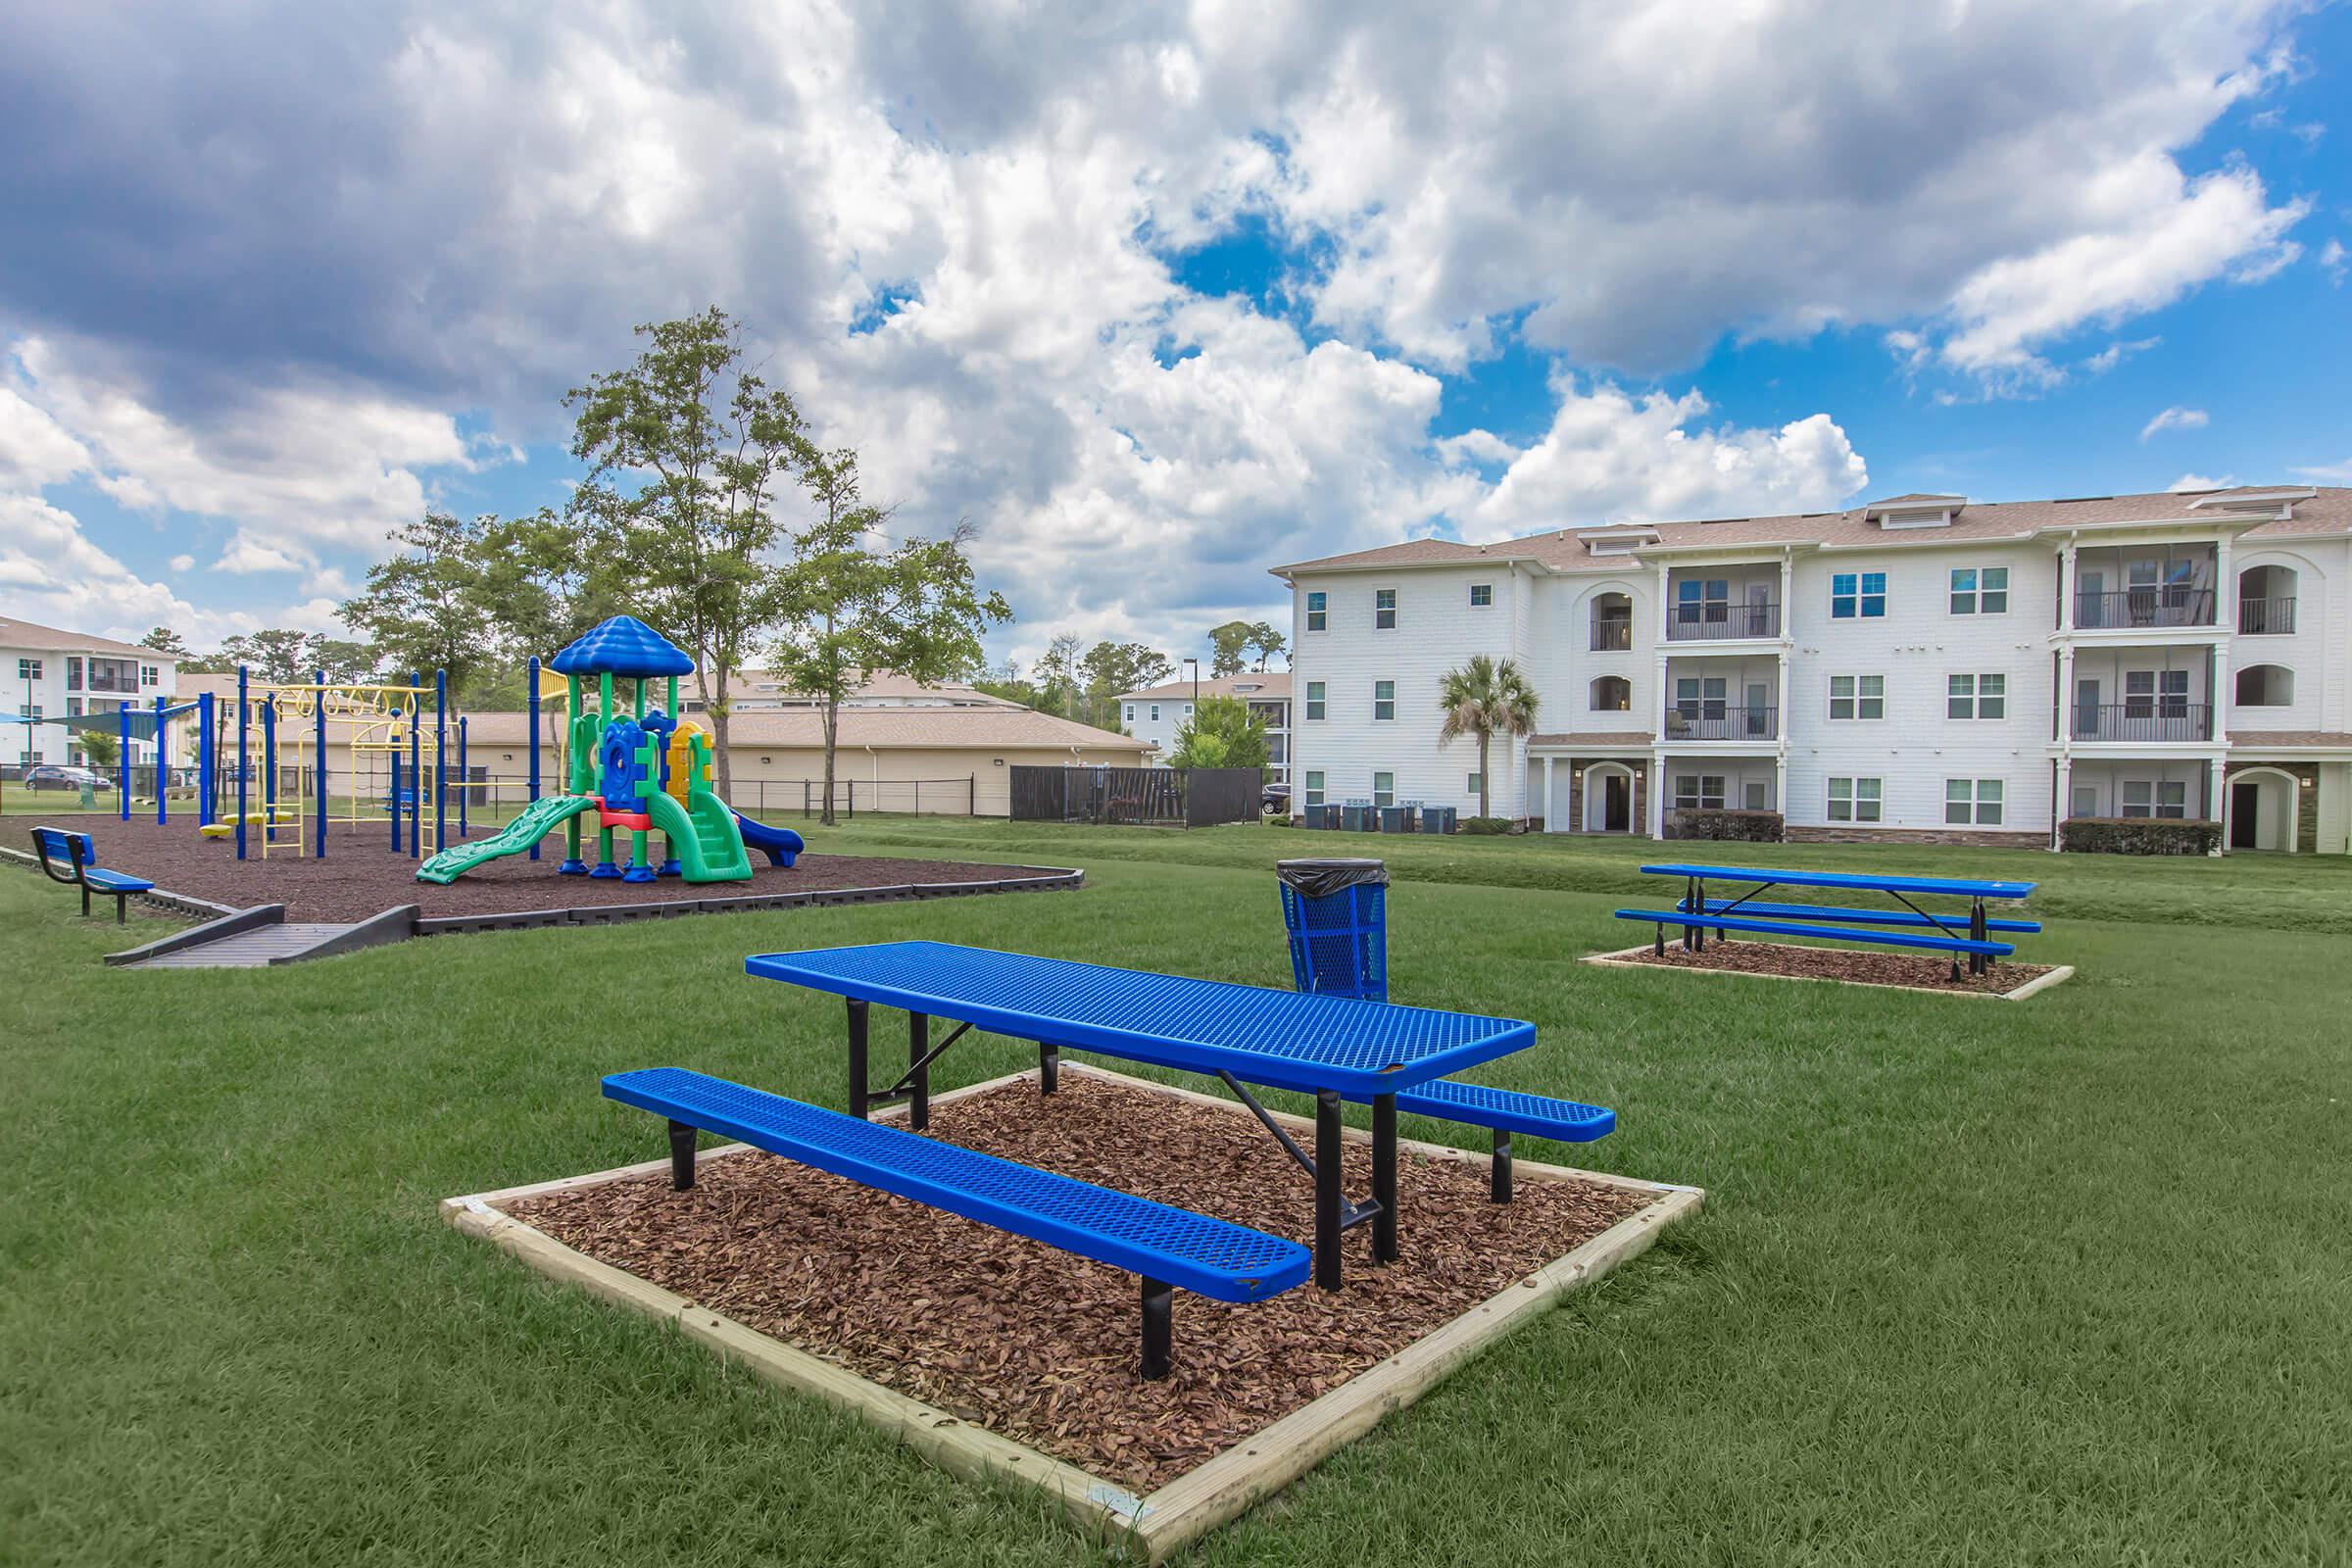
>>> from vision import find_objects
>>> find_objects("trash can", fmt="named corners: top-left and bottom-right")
top-left (1379, 806), bottom-right (1412, 834)
top-left (1421, 806), bottom-right (1456, 835)
top-left (1276, 858), bottom-right (1389, 1002)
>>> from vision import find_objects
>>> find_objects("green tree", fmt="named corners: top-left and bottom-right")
top-left (1247, 620), bottom-right (1286, 671)
top-left (1166, 694), bottom-right (1269, 769)
top-left (338, 510), bottom-right (504, 694)
top-left (1030, 633), bottom-right (1085, 718)
top-left (1078, 641), bottom-right (1174, 729)
top-left (76, 727), bottom-right (120, 769)
top-left (1437, 655), bottom-right (1540, 820)
top-left (138, 627), bottom-right (191, 659)
top-left (566, 308), bottom-right (811, 797)
top-left (216, 629), bottom-right (328, 685)
top-left (769, 452), bottom-right (1011, 825)
top-left (1206, 619), bottom-right (1253, 676)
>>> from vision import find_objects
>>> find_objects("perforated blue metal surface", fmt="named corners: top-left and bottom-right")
top-left (1641, 862), bottom-right (2036, 901)
top-left (744, 941), bottom-right (1535, 1096)
top-left (605, 1068), bottom-right (1309, 1300)
top-left (1373, 1079), bottom-right (1615, 1143)
top-left (1280, 880), bottom-right (1387, 1002)
top-left (1679, 899), bottom-right (2041, 934)
top-left (1616, 908), bottom-right (2014, 956)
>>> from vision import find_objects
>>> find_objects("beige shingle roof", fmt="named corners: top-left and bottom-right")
top-left (0, 615), bottom-right (171, 660)
top-left (1272, 486), bottom-right (2352, 577)
top-left (1116, 672), bottom-right (1292, 702)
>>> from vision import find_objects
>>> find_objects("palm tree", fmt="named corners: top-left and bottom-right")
top-left (1438, 655), bottom-right (1540, 820)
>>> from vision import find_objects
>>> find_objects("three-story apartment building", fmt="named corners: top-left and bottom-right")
top-left (4, 615), bottom-right (177, 771)
top-left (1275, 486), bottom-right (2352, 854)
top-left (1116, 673), bottom-right (1293, 781)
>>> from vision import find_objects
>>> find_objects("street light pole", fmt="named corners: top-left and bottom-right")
top-left (1183, 657), bottom-right (1199, 706)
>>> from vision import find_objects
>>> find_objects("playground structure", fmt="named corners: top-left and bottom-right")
top-left (414, 615), bottom-right (802, 887)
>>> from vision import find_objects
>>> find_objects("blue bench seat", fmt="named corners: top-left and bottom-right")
top-left (604, 1067), bottom-right (1310, 1379)
top-left (1343, 1078), bottom-right (1613, 1202)
top-left (30, 827), bottom-right (156, 923)
top-left (1617, 907), bottom-right (2013, 957)
top-left (1676, 898), bottom-right (2041, 934)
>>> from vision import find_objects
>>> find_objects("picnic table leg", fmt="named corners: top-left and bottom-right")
top-left (907, 1012), bottom-right (931, 1131)
top-left (666, 1119), bottom-right (697, 1190)
top-left (1371, 1093), bottom-right (1397, 1263)
top-left (1314, 1090), bottom-right (1344, 1291)
top-left (1491, 1130), bottom-right (1513, 1202)
top-left (847, 1000), bottom-right (870, 1119)
top-left (1038, 1043), bottom-right (1059, 1094)
top-left (1139, 1278), bottom-right (1173, 1381)
top-left (1971, 900), bottom-right (1989, 975)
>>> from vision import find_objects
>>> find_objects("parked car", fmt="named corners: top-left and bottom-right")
top-left (22, 764), bottom-right (115, 793)
top-left (1260, 781), bottom-right (1292, 814)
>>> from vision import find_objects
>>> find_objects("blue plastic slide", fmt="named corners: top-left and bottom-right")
top-left (730, 808), bottom-right (804, 867)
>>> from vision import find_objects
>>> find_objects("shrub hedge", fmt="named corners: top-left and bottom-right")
top-left (2059, 816), bottom-right (2222, 856)
top-left (1459, 815), bottom-right (1514, 835)
top-left (1674, 808), bottom-right (1785, 842)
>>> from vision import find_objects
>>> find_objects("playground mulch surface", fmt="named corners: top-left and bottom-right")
top-left (504, 1072), bottom-right (1654, 1493)
top-left (1616, 937), bottom-right (2055, 995)
top-left (22, 814), bottom-right (1064, 925)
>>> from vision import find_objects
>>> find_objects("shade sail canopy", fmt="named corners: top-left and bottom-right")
top-left (548, 615), bottom-right (695, 678)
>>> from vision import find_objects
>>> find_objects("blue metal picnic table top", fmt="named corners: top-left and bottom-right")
top-left (744, 940), bottom-right (1536, 1098)
top-left (1639, 862), bottom-right (2036, 901)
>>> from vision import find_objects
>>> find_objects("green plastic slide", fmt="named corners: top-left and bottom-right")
top-left (415, 794), bottom-right (596, 885)
top-left (643, 789), bottom-right (754, 883)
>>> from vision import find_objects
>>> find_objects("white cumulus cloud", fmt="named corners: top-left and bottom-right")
top-left (2141, 406), bottom-right (2212, 441)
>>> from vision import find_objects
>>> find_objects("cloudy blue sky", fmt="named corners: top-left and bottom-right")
top-left (2, 0), bottom-right (2346, 668)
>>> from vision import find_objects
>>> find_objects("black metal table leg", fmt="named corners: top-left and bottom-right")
top-left (667, 1119), bottom-right (697, 1190)
top-left (907, 1011), bottom-right (930, 1131)
top-left (1314, 1089), bottom-right (1343, 1291)
top-left (1971, 899), bottom-right (1989, 975)
top-left (1491, 1129), bottom-right (1513, 1202)
top-left (1371, 1093), bottom-right (1397, 1263)
top-left (1038, 1043), bottom-right (1059, 1094)
top-left (1140, 1278), bottom-right (1172, 1380)
top-left (847, 998), bottom-right (870, 1119)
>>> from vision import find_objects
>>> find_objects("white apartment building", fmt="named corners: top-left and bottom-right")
top-left (3, 615), bottom-right (178, 770)
top-left (1275, 486), bottom-right (2352, 854)
top-left (1114, 672), bottom-right (1293, 780)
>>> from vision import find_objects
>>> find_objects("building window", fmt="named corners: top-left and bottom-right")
top-left (1827, 776), bottom-right (1883, 822)
top-left (1946, 673), bottom-right (2006, 720)
top-left (1150, 705), bottom-right (1159, 722)
top-left (2072, 782), bottom-right (2099, 818)
top-left (1674, 676), bottom-right (1727, 720)
top-left (1950, 566), bottom-right (2008, 614)
top-left (2122, 780), bottom-right (2187, 819)
top-left (1469, 583), bottom-right (1494, 607)
top-left (1945, 778), bottom-right (2003, 826)
top-left (67, 698), bottom-right (82, 717)
top-left (2234, 664), bottom-right (2294, 707)
top-left (16, 658), bottom-right (40, 680)
top-left (1124, 705), bottom-right (1135, 722)
top-left (1183, 704), bottom-right (1193, 715)
top-left (1673, 774), bottom-right (1727, 811)
top-left (1828, 674), bottom-right (1885, 720)
top-left (65, 657), bottom-right (81, 690)
top-left (1465, 771), bottom-right (1483, 795)
top-left (141, 664), bottom-right (160, 685)
top-left (1374, 588), bottom-right (1397, 629)
top-left (1305, 681), bottom-right (1327, 720)
top-left (2125, 669), bottom-right (2190, 716)
top-left (1589, 675), bottom-right (1631, 712)
top-left (1831, 571), bottom-right (1886, 619)
top-left (1372, 771), bottom-right (1395, 808)
top-left (1675, 578), bottom-right (1730, 629)
top-left (1304, 770), bottom-right (1325, 808)
top-left (1372, 680), bottom-right (1395, 720)
top-left (1305, 590), bottom-right (1327, 633)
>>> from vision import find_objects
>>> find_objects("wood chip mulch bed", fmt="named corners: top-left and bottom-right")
top-left (504, 1074), bottom-right (1653, 1491)
top-left (10, 813), bottom-right (1061, 924)
top-left (1615, 937), bottom-right (2055, 994)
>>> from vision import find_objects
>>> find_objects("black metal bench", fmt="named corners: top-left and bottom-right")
top-left (603, 1067), bottom-right (1311, 1379)
top-left (30, 826), bottom-right (156, 923)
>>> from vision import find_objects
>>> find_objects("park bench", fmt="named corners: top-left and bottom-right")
top-left (1673, 897), bottom-right (2041, 934)
top-left (604, 1066), bottom-right (1310, 1379)
top-left (29, 826), bottom-right (156, 923)
top-left (1341, 1078), bottom-right (1613, 1201)
top-left (1628, 861), bottom-right (2037, 979)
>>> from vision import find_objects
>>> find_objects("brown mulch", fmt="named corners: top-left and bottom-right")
top-left (10, 813), bottom-right (1062, 923)
top-left (504, 1073), bottom-right (1656, 1492)
top-left (1616, 937), bottom-right (2054, 995)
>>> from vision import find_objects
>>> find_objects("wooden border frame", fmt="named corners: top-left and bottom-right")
top-left (441, 1061), bottom-right (1702, 1561)
top-left (1581, 942), bottom-right (2074, 1001)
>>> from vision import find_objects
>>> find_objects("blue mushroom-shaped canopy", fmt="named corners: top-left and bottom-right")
top-left (549, 615), bottom-right (696, 677)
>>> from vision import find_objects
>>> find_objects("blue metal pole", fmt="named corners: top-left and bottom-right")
top-left (458, 715), bottom-right (468, 839)
top-left (235, 668), bottom-right (248, 859)
top-left (434, 669), bottom-right (448, 854)
top-left (154, 693), bottom-right (167, 825)
top-left (315, 668), bottom-right (327, 860)
top-left (198, 693), bottom-right (214, 827)
top-left (118, 702), bottom-right (129, 820)
top-left (409, 672), bottom-right (420, 860)
top-left (527, 656), bottom-right (541, 860)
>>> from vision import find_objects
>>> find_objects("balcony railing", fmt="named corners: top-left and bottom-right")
top-left (1662, 705), bottom-right (1778, 742)
top-left (2071, 704), bottom-right (2213, 743)
top-left (2073, 588), bottom-right (2215, 629)
top-left (2237, 596), bottom-right (2296, 636)
top-left (1666, 602), bottom-right (1780, 641)
top-left (1590, 620), bottom-right (1634, 652)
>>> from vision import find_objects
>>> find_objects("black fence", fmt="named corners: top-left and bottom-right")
top-left (1010, 765), bottom-right (1262, 828)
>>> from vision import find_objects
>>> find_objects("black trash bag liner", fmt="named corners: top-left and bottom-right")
top-left (1275, 858), bottom-right (1390, 900)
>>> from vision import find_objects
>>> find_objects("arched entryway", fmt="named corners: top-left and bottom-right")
top-left (1582, 761), bottom-right (1636, 833)
top-left (2227, 766), bottom-right (2300, 853)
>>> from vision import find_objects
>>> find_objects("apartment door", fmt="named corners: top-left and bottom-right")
top-left (2077, 567), bottom-right (2106, 627)
top-left (2075, 678), bottom-right (2101, 739)
top-left (1743, 681), bottom-right (1771, 737)
top-left (1602, 772), bottom-right (1630, 832)
top-left (1743, 581), bottom-right (1773, 636)
top-left (2230, 781), bottom-right (2260, 850)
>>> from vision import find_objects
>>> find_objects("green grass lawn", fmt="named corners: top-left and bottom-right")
top-left (3, 826), bottom-right (2348, 1565)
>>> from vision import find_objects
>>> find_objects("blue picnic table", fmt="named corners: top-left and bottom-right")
top-left (744, 940), bottom-right (1541, 1290)
top-left (1637, 861), bottom-right (2038, 975)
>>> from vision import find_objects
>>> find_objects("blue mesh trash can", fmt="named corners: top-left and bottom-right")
top-left (1277, 858), bottom-right (1389, 1002)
